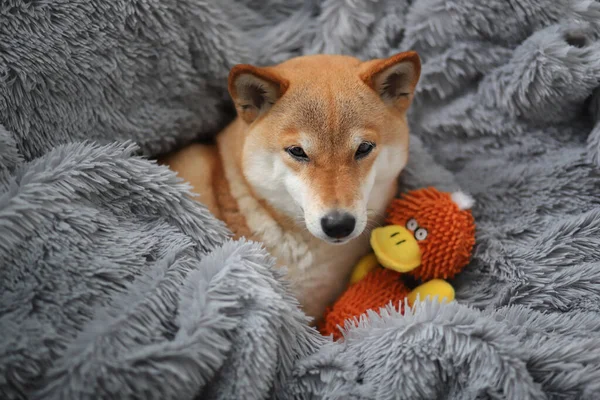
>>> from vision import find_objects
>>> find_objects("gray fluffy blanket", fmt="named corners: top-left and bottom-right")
top-left (2, 0), bottom-right (600, 399)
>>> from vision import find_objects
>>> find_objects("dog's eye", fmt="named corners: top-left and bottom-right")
top-left (286, 146), bottom-right (309, 161)
top-left (355, 142), bottom-right (375, 160)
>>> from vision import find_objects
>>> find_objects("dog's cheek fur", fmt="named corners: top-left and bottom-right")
top-left (282, 169), bottom-right (310, 217)
top-left (351, 145), bottom-right (406, 235)
top-left (366, 144), bottom-right (408, 215)
top-left (355, 166), bottom-right (376, 234)
top-left (373, 144), bottom-right (408, 185)
top-left (243, 147), bottom-right (305, 218)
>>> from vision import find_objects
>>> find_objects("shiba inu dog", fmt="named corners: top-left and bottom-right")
top-left (161, 51), bottom-right (421, 320)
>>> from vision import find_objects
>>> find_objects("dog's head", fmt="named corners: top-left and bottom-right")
top-left (228, 52), bottom-right (421, 244)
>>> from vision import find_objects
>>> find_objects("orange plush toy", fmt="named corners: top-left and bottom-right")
top-left (319, 187), bottom-right (476, 340)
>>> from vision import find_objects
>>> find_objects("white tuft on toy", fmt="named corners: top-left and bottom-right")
top-left (451, 191), bottom-right (474, 210)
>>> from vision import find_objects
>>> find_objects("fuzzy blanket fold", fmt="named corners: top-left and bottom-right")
top-left (2, 0), bottom-right (600, 399)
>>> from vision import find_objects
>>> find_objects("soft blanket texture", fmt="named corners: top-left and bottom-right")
top-left (2, 0), bottom-right (600, 399)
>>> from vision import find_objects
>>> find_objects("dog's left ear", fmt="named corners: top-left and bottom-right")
top-left (228, 64), bottom-right (289, 124)
top-left (359, 51), bottom-right (421, 111)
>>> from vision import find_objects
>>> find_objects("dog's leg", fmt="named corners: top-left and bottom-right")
top-left (159, 143), bottom-right (221, 219)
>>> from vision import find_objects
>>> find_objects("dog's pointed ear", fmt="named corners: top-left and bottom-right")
top-left (228, 64), bottom-right (289, 124)
top-left (359, 51), bottom-right (421, 111)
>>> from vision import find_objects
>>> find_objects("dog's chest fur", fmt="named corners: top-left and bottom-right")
top-left (217, 138), bottom-right (385, 319)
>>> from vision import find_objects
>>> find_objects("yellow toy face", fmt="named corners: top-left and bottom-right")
top-left (370, 225), bottom-right (422, 272)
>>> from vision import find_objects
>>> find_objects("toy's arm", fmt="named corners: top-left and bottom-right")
top-left (349, 253), bottom-right (379, 285)
top-left (407, 279), bottom-right (455, 306)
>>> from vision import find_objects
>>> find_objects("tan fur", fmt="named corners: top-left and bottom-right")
top-left (159, 144), bottom-right (222, 219)
top-left (160, 52), bottom-right (421, 320)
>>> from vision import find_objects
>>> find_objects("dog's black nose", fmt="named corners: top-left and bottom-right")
top-left (321, 211), bottom-right (356, 239)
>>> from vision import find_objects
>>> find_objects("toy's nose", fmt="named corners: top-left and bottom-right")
top-left (321, 211), bottom-right (356, 239)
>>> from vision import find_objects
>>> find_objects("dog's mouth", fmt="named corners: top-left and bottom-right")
top-left (329, 237), bottom-right (351, 245)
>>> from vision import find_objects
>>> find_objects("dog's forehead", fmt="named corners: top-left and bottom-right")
top-left (279, 81), bottom-right (382, 140)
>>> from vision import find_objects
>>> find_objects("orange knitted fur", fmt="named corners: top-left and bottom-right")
top-left (386, 188), bottom-right (475, 281)
top-left (319, 268), bottom-right (411, 340)
top-left (319, 187), bottom-right (475, 340)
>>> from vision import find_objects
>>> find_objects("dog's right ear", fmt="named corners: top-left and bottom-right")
top-left (228, 65), bottom-right (289, 124)
top-left (359, 51), bottom-right (421, 112)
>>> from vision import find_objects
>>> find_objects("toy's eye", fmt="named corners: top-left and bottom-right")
top-left (415, 228), bottom-right (428, 241)
top-left (406, 218), bottom-right (418, 231)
